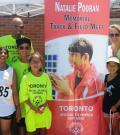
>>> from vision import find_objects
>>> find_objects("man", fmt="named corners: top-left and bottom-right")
top-left (12, 37), bottom-right (32, 135)
top-left (0, 17), bottom-right (33, 65)
top-left (50, 38), bottom-right (104, 99)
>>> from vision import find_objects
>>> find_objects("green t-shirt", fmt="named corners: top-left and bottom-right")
top-left (0, 35), bottom-right (19, 65)
top-left (0, 35), bottom-right (34, 65)
top-left (20, 72), bottom-right (53, 108)
top-left (12, 59), bottom-right (29, 91)
top-left (12, 59), bottom-right (29, 117)
top-left (19, 72), bottom-right (52, 131)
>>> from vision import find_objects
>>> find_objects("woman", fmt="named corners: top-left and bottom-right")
top-left (108, 24), bottom-right (120, 60)
top-left (0, 47), bottom-right (20, 135)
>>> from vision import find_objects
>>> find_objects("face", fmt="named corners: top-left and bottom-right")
top-left (30, 55), bottom-right (43, 73)
top-left (109, 27), bottom-right (120, 43)
top-left (12, 20), bottom-right (24, 38)
top-left (107, 61), bottom-right (119, 74)
top-left (18, 43), bottom-right (31, 58)
top-left (69, 52), bottom-right (83, 70)
top-left (0, 49), bottom-right (8, 63)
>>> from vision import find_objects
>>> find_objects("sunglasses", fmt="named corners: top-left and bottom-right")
top-left (109, 33), bottom-right (120, 37)
top-left (14, 25), bottom-right (24, 29)
top-left (19, 46), bottom-right (30, 50)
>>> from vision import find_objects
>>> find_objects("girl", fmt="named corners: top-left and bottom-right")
top-left (0, 47), bottom-right (20, 135)
top-left (103, 56), bottom-right (120, 135)
top-left (19, 52), bottom-right (52, 135)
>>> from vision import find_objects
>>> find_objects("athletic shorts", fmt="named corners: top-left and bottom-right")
top-left (0, 112), bottom-right (15, 120)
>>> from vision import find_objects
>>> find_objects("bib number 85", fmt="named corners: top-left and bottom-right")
top-left (0, 86), bottom-right (9, 97)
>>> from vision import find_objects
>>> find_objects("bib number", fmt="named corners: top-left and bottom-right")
top-left (0, 86), bottom-right (9, 98)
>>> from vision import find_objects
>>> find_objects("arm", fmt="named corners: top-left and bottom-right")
top-left (111, 100), bottom-right (120, 112)
top-left (25, 100), bottom-right (48, 113)
top-left (11, 70), bottom-right (21, 122)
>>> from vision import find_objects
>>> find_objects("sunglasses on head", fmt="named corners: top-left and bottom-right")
top-left (109, 33), bottom-right (120, 37)
top-left (19, 46), bottom-right (30, 50)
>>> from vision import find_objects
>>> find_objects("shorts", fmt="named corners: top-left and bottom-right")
top-left (104, 112), bottom-right (120, 119)
top-left (0, 112), bottom-right (15, 120)
top-left (17, 118), bottom-right (26, 127)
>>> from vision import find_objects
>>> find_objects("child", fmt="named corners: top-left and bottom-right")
top-left (0, 47), bottom-right (20, 135)
top-left (19, 52), bottom-right (52, 135)
top-left (12, 37), bottom-right (32, 135)
top-left (103, 56), bottom-right (120, 135)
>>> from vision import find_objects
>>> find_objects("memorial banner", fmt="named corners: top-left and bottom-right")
top-left (45, 0), bottom-right (110, 134)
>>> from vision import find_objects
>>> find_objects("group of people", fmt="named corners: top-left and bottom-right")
top-left (0, 17), bottom-right (52, 135)
top-left (0, 16), bottom-right (120, 135)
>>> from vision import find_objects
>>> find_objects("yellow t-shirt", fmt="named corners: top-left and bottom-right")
top-left (19, 72), bottom-right (52, 132)
top-left (0, 35), bottom-right (34, 65)
top-left (12, 59), bottom-right (29, 91)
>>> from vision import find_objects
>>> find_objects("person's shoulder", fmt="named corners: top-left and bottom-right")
top-left (0, 35), bottom-right (12, 39)
top-left (22, 72), bottom-right (30, 79)
top-left (42, 72), bottom-right (49, 77)
top-left (12, 59), bottom-right (20, 66)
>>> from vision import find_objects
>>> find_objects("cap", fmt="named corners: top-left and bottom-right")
top-left (107, 56), bottom-right (120, 64)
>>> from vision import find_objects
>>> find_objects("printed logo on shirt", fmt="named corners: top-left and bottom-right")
top-left (29, 84), bottom-right (47, 88)
top-left (5, 45), bottom-right (17, 50)
top-left (33, 96), bottom-right (43, 107)
top-left (106, 85), bottom-right (114, 96)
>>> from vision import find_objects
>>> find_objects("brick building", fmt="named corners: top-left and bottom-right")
top-left (0, 15), bottom-right (44, 54)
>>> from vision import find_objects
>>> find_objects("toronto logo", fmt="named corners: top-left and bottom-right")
top-left (68, 122), bottom-right (84, 135)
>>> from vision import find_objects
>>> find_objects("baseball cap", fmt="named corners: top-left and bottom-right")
top-left (107, 56), bottom-right (120, 64)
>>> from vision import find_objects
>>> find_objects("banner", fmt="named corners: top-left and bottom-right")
top-left (45, 0), bottom-right (110, 135)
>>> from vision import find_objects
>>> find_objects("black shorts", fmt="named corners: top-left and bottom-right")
top-left (0, 112), bottom-right (15, 120)
top-left (17, 118), bottom-right (26, 127)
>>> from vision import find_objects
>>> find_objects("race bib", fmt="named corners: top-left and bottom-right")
top-left (0, 85), bottom-right (12, 99)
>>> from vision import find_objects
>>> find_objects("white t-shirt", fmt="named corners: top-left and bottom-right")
top-left (0, 66), bottom-right (15, 116)
top-left (108, 45), bottom-right (120, 60)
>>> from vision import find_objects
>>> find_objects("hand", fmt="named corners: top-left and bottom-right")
top-left (16, 106), bottom-right (21, 122)
top-left (38, 106), bottom-right (45, 113)
top-left (111, 105), bottom-right (117, 113)
top-left (49, 74), bottom-right (73, 96)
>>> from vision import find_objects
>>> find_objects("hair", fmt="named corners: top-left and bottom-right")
top-left (68, 38), bottom-right (93, 60)
top-left (28, 52), bottom-right (44, 72)
top-left (110, 24), bottom-right (120, 34)
top-left (0, 47), bottom-right (9, 55)
top-left (16, 37), bottom-right (31, 48)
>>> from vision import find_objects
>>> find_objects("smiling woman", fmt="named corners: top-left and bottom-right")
top-left (108, 24), bottom-right (120, 60)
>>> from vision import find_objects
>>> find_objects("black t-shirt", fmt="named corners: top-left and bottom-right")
top-left (103, 73), bottom-right (120, 114)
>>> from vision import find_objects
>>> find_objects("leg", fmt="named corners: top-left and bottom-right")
top-left (112, 119), bottom-right (119, 135)
top-left (18, 118), bottom-right (27, 135)
top-left (104, 116), bottom-right (110, 135)
top-left (40, 128), bottom-right (47, 135)
top-left (19, 127), bottom-right (26, 135)
top-left (27, 131), bottom-right (37, 135)
top-left (1, 119), bottom-right (12, 135)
